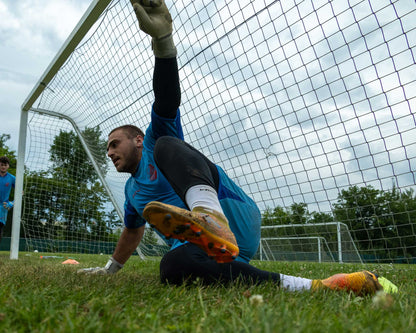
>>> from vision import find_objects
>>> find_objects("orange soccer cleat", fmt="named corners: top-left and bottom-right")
top-left (143, 201), bottom-right (239, 263)
top-left (311, 270), bottom-right (384, 296)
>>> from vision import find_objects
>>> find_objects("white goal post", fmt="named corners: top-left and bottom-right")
top-left (260, 237), bottom-right (336, 263)
top-left (10, 0), bottom-right (416, 263)
top-left (260, 222), bottom-right (363, 263)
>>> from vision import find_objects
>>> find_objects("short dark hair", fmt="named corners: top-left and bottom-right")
top-left (109, 125), bottom-right (144, 139)
top-left (0, 156), bottom-right (10, 165)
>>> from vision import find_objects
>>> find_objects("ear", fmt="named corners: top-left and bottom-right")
top-left (135, 135), bottom-right (144, 148)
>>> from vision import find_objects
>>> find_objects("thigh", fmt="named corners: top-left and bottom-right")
top-left (160, 243), bottom-right (280, 285)
top-left (153, 136), bottom-right (219, 202)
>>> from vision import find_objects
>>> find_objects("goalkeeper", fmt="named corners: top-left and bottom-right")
top-left (80, 0), bottom-right (397, 296)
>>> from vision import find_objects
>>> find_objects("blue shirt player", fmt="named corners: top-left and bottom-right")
top-left (0, 156), bottom-right (15, 242)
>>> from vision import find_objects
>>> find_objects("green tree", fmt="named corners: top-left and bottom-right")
top-left (332, 185), bottom-right (416, 259)
top-left (143, 227), bottom-right (158, 245)
top-left (289, 202), bottom-right (309, 224)
top-left (49, 127), bottom-right (108, 182)
top-left (22, 127), bottom-right (121, 242)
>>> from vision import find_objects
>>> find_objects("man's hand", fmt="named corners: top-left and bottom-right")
top-left (131, 0), bottom-right (172, 40)
top-left (3, 201), bottom-right (13, 210)
top-left (130, 0), bottom-right (177, 58)
top-left (77, 257), bottom-right (123, 275)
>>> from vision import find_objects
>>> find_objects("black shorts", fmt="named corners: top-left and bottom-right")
top-left (160, 243), bottom-right (280, 286)
top-left (153, 136), bottom-right (219, 205)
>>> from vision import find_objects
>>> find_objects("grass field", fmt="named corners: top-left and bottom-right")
top-left (0, 251), bottom-right (415, 332)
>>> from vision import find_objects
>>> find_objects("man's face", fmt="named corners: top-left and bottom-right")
top-left (107, 129), bottom-right (143, 174)
top-left (0, 162), bottom-right (9, 175)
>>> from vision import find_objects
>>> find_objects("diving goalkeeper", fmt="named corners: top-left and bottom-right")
top-left (79, 0), bottom-right (396, 296)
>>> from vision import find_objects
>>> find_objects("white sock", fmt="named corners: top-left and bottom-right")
top-left (280, 274), bottom-right (312, 291)
top-left (185, 185), bottom-right (224, 214)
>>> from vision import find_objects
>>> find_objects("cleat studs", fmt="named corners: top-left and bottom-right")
top-left (164, 214), bottom-right (171, 220)
top-left (220, 248), bottom-right (226, 253)
top-left (184, 223), bottom-right (191, 229)
top-left (208, 242), bottom-right (214, 249)
top-left (195, 231), bottom-right (201, 236)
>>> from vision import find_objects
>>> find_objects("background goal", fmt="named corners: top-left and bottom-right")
top-left (258, 223), bottom-right (362, 263)
top-left (11, 0), bottom-right (416, 263)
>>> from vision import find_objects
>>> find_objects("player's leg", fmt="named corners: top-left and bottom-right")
top-left (160, 243), bottom-right (390, 295)
top-left (160, 243), bottom-right (280, 285)
top-left (145, 136), bottom-right (238, 262)
top-left (149, 136), bottom-right (395, 295)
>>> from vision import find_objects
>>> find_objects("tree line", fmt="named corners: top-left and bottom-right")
top-left (1, 129), bottom-right (121, 242)
top-left (262, 185), bottom-right (416, 259)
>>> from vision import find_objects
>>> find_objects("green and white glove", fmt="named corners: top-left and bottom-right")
top-left (130, 0), bottom-right (177, 58)
top-left (77, 257), bottom-right (123, 275)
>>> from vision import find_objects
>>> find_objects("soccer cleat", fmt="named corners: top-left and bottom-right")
top-left (143, 201), bottom-right (239, 263)
top-left (311, 271), bottom-right (384, 296)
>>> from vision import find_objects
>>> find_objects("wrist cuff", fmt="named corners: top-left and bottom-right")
top-left (152, 34), bottom-right (177, 58)
top-left (105, 257), bottom-right (123, 274)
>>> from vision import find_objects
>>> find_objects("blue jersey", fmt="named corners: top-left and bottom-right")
top-left (0, 172), bottom-right (15, 224)
top-left (123, 108), bottom-right (261, 263)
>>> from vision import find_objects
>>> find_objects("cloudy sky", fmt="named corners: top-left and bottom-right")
top-left (0, 0), bottom-right (91, 151)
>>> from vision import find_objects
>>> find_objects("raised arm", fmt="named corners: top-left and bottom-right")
top-left (132, 0), bottom-right (180, 118)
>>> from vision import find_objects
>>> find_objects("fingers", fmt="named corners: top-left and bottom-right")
top-left (141, 0), bottom-right (162, 7)
top-left (131, 2), bottom-right (153, 32)
top-left (131, 0), bottom-right (162, 8)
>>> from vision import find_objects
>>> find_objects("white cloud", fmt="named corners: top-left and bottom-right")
top-left (0, 0), bottom-right (90, 150)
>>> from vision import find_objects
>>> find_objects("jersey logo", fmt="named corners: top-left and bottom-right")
top-left (5, 182), bottom-right (9, 187)
top-left (148, 164), bottom-right (157, 181)
top-left (132, 189), bottom-right (140, 198)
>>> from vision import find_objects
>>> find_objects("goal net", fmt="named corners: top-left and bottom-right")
top-left (12, 0), bottom-right (416, 263)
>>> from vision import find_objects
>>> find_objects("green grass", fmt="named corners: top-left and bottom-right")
top-left (0, 251), bottom-right (415, 332)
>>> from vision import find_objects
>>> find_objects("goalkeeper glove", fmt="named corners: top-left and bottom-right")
top-left (77, 257), bottom-right (123, 275)
top-left (130, 0), bottom-right (177, 58)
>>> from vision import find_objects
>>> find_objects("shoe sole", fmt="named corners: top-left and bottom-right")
top-left (143, 201), bottom-right (239, 263)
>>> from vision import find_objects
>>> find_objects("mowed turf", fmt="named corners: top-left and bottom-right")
top-left (0, 251), bottom-right (415, 332)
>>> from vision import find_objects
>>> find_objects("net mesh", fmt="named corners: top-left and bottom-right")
top-left (21, 0), bottom-right (416, 262)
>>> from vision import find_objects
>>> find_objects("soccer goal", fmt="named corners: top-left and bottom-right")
top-left (260, 237), bottom-right (336, 263)
top-left (11, 0), bottom-right (416, 263)
top-left (259, 223), bottom-right (362, 263)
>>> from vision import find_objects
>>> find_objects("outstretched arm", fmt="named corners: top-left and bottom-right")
top-left (131, 0), bottom-right (180, 118)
